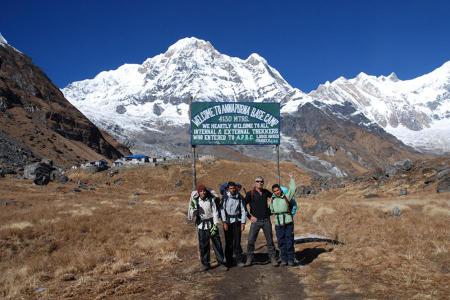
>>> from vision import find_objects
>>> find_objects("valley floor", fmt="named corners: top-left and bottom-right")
top-left (0, 160), bottom-right (449, 299)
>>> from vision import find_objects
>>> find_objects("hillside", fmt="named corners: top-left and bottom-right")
top-left (0, 35), bottom-right (130, 169)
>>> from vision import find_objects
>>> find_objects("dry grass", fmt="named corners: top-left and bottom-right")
top-left (292, 186), bottom-right (450, 299)
top-left (0, 158), bottom-right (448, 299)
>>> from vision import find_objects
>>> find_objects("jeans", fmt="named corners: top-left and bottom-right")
top-left (224, 222), bottom-right (243, 266)
top-left (275, 222), bottom-right (295, 262)
top-left (198, 228), bottom-right (225, 267)
top-left (246, 218), bottom-right (276, 259)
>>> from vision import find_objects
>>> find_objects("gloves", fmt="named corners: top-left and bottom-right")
top-left (210, 224), bottom-right (218, 236)
top-left (190, 197), bottom-right (197, 209)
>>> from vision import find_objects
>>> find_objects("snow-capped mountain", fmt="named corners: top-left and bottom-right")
top-left (299, 62), bottom-right (450, 153)
top-left (63, 37), bottom-right (303, 137)
top-left (63, 37), bottom-right (449, 155)
top-left (63, 37), bottom-right (445, 176)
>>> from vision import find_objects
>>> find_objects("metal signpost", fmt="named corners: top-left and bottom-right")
top-left (190, 102), bottom-right (281, 188)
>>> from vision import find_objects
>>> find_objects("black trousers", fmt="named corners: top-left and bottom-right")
top-left (224, 222), bottom-right (243, 266)
top-left (198, 228), bottom-right (225, 267)
top-left (246, 218), bottom-right (276, 259)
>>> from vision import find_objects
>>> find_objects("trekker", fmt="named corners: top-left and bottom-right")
top-left (270, 174), bottom-right (298, 266)
top-left (244, 176), bottom-right (278, 267)
top-left (220, 182), bottom-right (246, 267)
top-left (188, 184), bottom-right (227, 271)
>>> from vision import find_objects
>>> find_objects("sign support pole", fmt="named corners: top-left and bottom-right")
top-left (189, 98), bottom-right (197, 191)
top-left (191, 145), bottom-right (197, 190)
top-left (276, 144), bottom-right (280, 185)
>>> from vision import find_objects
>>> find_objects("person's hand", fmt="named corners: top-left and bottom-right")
top-left (223, 223), bottom-right (228, 231)
top-left (241, 224), bottom-right (245, 231)
top-left (210, 224), bottom-right (218, 236)
top-left (250, 216), bottom-right (257, 223)
top-left (288, 173), bottom-right (295, 179)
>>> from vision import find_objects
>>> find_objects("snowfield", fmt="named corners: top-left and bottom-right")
top-left (62, 37), bottom-right (450, 154)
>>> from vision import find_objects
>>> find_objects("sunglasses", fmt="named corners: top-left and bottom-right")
top-left (255, 180), bottom-right (264, 183)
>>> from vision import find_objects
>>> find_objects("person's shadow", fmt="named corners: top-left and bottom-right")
top-left (239, 247), bottom-right (330, 266)
top-left (295, 246), bottom-right (330, 265)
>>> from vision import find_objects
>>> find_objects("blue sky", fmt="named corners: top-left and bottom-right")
top-left (1, 0), bottom-right (449, 92)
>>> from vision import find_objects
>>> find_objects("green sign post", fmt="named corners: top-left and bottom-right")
top-left (190, 102), bottom-right (281, 145)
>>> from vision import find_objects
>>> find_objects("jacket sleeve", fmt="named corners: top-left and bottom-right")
top-left (187, 191), bottom-right (197, 221)
top-left (286, 178), bottom-right (296, 200)
top-left (240, 197), bottom-right (247, 224)
top-left (290, 199), bottom-right (298, 215)
top-left (220, 197), bottom-right (227, 222)
top-left (269, 198), bottom-right (275, 214)
top-left (212, 198), bottom-right (220, 225)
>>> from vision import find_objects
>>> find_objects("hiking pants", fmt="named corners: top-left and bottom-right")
top-left (246, 218), bottom-right (276, 259)
top-left (224, 222), bottom-right (243, 266)
top-left (198, 228), bottom-right (225, 267)
top-left (275, 223), bottom-right (295, 262)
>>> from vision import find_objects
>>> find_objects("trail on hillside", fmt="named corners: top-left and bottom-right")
top-left (213, 261), bottom-right (306, 299)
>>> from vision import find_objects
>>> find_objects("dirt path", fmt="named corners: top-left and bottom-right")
top-left (214, 263), bottom-right (306, 299)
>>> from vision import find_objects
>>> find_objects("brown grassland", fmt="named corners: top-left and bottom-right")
top-left (0, 158), bottom-right (449, 299)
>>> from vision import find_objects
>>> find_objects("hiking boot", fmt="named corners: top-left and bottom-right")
top-left (280, 260), bottom-right (288, 266)
top-left (237, 261), bottom-right (245, 267)
top-left (217, 264), bottom-right (229, 271)
top-left (202, 264), bottom-right (211, 271)
top-left (287, 260), bottom-right (296, 267)
top-left (271, 257), bottom-right (279, 267)
top-left (244, 256), bottom-right (253, 267)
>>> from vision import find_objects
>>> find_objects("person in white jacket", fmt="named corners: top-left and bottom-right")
top-left (188, 184), bottom-right (227, 271)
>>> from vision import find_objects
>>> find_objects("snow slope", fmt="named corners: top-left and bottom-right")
top-left (62, 37), bottom-right (450, 153)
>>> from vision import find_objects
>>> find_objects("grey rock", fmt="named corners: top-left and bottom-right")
top-left (0, 199), bottom-right (17, 206)
top-left (24, 161), bottom-right (54, 185)
top-left (399, 188), bottom-right (408, 196)
top-left (384, 165), bottom-right (398, 177)
top-left (436, 177), bottom-right (450, 193)
top-left (116, 105), bottom-right (127, 114)
top-left (436, 169), bottom-right (450, 180)
top-left (394, 159), bottom-right (413, 172)
top-left (391, 206), bottom-right (401, 217)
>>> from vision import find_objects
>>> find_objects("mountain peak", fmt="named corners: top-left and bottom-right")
top-left (246, 53), bottom-right (267, 63)
top-left (0, 32), bottom-right (8, 46)
top-left (166, 37), bottom-right (216, 55)
top-left (387, 72), bottom-right (399, 81)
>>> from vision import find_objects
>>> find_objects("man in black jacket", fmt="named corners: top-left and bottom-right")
top-left (244, 176), bottom-right (278, 267)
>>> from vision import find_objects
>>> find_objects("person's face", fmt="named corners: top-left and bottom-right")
top-left (272, 187), bottom-right (282, 197)
top-left (228, 185), bottom-right (237, 195)
top-left (199, 189), bottom-right (207, 199)
top-left (255, 179), bottom-right (264, 188)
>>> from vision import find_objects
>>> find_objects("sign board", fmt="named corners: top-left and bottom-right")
top-left (190, 102), bottom-right (280, 145)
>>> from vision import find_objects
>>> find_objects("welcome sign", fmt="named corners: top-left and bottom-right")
top-left (190, 102), bottom-right (280, 145)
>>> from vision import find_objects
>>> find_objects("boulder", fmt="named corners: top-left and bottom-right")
top-left (394, 159), bottom-right (413, 172)
top-left (24, 162), bottom-right (53, 180)
top-left (384, 165), bottom-right (398, 177)
top-left (436, 169), bottom-right (450, 180)
top-left (399, 188), bottom-right (408, 196)
top-left (437, 177), bottom-right (450, 193)
top-left (23, 159), bottom-right (67, 185)
top-left (391, 206), bottom-right (402, 217)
